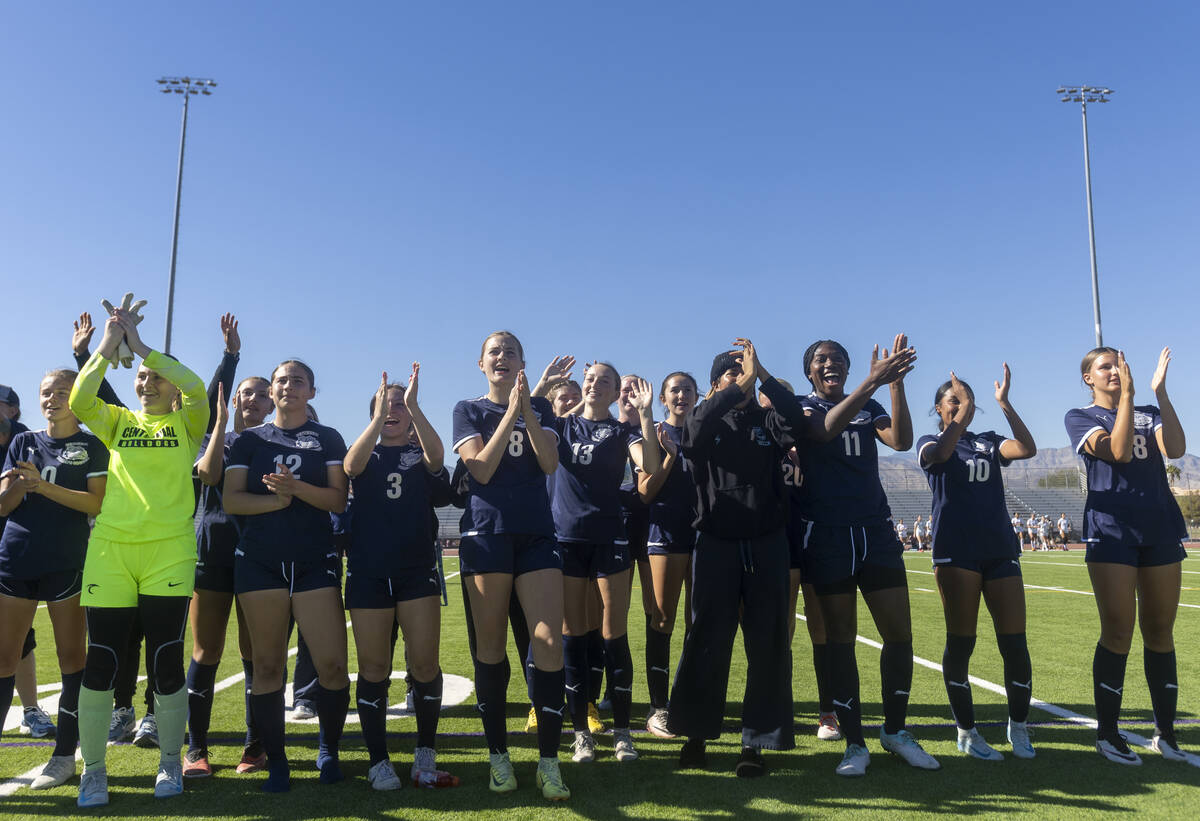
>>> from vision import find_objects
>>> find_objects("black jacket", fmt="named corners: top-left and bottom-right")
top-left (682, 378), bottom-right (806, 540)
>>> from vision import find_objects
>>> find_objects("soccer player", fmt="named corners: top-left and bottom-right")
top-left (638, 371), bottom-right (699, 739)
top-left (223, 359), bottom-right (350, 792)
top-left (895, 518), bottom-right (907, 546)
top-left (790, 337), bottom-right (937, 777)
top-left (452, 331), bottom-right (569, 801)
top-left (0, 370), bottom-right (108, 789)
top-left (759, 379), bottom-right (841, 743)
top-left (913, 515), bottom-right (925, 552)
top-left (1065, 346), bottom-right (1189, 764)
top-left (343, 368), bottom-right (457, 790)
top-left (69, 307), bottom-right (210, 806)
top-left (187, 366), bottom-right (274, 777)
top-left (550, 363), bottom-right (660, 764)
top-left (669, 339), bottom-right (801, 778)
top-left (918, 366), bottom-right (1038, 760)
top-left (1011, 513), bottom-right (1024, 551)
top-left (1026, 512), bottom-right (1037, 552)
top-left (1057, 513), bottom-right (1069, 549)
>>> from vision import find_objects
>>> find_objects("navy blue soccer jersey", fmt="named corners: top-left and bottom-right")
top-left (451, 396), bottom-right (557, 536)
top-left (917, 430), bottom-right (1018, 561)
top-left (348, 443), bottom-right (451, 577)
top-left (1064, 404), bottom-right (1186, 547)
top-left (226, 421), bottom-right (348, 563)
top-left (551, 414), bottom-right (642, 543)
top-left (646, 422), bottom-right (696, 549)
top-left (194, 431), bottom-right (241, 569)
top-left (795, 394), bottom-right (892, 526)
top-left (0, 429), bottom-right (108, 578)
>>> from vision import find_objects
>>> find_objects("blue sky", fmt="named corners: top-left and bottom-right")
top-left (3, 1), bottom-right (1197, 454)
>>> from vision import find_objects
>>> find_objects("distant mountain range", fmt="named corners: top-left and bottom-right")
top-left (879, 445), bottom-right (1200, 489)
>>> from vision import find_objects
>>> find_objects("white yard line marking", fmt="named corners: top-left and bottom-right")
top-left (793, 614), bottom-right (1178, 756)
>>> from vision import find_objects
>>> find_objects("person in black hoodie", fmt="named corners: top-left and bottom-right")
top-left (666, 338), bottom-right (806, 777)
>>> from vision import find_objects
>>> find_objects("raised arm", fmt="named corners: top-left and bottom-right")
top-left (118, 309), bottom-right (210, 443)
top-left (685, 340), bottom-right (759, 449)
top-left (72, 311), bottom-right (124, 408)
top-left (994, 363), bottom-right (1037, 461)
top-left (404, 363), bottom-right (445, 473)
top-left (518, 371), bottom-right (559, 475)
top-left (920, 373), bottom-right (974, 467)
top-left (1082, 352), bottom-right (1136, 463)
top-left (345, 373), bottom-right (388, 478)
top-left (196, 383), bottom-right (230, 486)
top-left (531, 355), bottom-right (576, 398)
top-left (626, 377), bottom-right (661, 476)
top-left (205, 313), bottom-right (241, 434)
top-left (638, 423), bottom-right (677, 504)
top-left (68, 315), bottom-right (128, 443)
top-left (457, 401), bottom-right (520, 486)
top-left (1151, 347), bottom-right (1186, 459)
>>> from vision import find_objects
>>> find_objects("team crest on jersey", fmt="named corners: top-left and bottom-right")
top-left (850, 410), bottom-right (873, 426)
top-left (293, 431), bottom-right (324, 451)
top-left (973, 440), bottom-right (993, 455)
top-left (59, 443), bottom-right (90, 465)
top-left (752, 427), bottom-right (771, 447)
top-left (591, 425), bottom-right (614, 443)
top-left (1133, 411), bottom-right (1153, 429)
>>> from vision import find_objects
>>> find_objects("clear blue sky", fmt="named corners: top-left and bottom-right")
top-left (3, 1), bottom-right (1197, 453)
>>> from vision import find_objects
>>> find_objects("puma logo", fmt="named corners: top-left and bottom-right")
top-left (1099, 683), bottom-right (1123, 695)
top-left (948, 680), bottom-right (970, 690)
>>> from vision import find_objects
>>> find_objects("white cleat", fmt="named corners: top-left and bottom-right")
top-left (1096, 734), bottom-right (1142, 765)
top-left (836, 743), bottom-right (870, 777)
top-left (1007, 719), bottom-right (1036, 759)
top-left (880, 728), bottom-right (941, 770)
top-left (957, 727), bottom-right (1003, 761)
top-left (571, 731), bottom-right (596, 763)
top-left (32, 755), bottom-right (76, 789)
top-left (367, 758), bottom-right (403, 790)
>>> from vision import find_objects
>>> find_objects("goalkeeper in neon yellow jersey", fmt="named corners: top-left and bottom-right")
top-left (68, 306), bottom-right (209, 807)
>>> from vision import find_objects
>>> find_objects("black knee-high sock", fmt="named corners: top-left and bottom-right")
top-left (474, 658), bottom-right (509, 754)
top-left (996, 633), bottom-right (1032, 723)
top-left (587, 628), bottom-right (605, 704)
top-left (187, 660), bottom-right (220, 753)
top-left (54, 670), bottom-right (83, 757)
top-left (603, 634), bottom-right (633, 730)
top-left (242, 659), bottom-right (257, 745)
top-left (0, 675), bottom-right (15, 737)
top-left (943, 634), bottom-right (977, 730)
top-left (531, 666), bottom-right (565, 759)
top-left (827, 641), bottom-right (864, 746)
top-left (813, 642), bottom-right (834, 714)
top-left (356, 676), bottom-right (390, 765)
top-left (645, 626), bottom-right (671, 709)
top-left (1093, 643), bottom-right (1127, 738)
top-left (317, 683), bottom-right (350, 759)
top-left (1144, 648), bottom-right (1178, 741)
top-left (251, 688), bottom-right (287, 765)
top-left (880, 641), bottom-right (913, 734)
top-left (562, 634), bottom-right (589, 732)
top-left (412, 672), bottom-right (442, 750)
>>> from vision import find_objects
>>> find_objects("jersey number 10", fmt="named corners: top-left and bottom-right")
top-left (966, 458), bottom-right (991, 483)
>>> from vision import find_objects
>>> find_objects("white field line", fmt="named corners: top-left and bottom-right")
top-left (903, 566), bottom-right (1200, 609)
top-left (793, 614), bottom-right (1187, 758)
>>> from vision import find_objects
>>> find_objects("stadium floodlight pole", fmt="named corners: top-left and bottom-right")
top-left (1057, 85), bottom-right (1113, 348)
top-left (156, 76), bottom-right (217, 354)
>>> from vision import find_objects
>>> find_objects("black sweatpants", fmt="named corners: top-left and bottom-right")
top-left (666, 529), bottom-right (794, 750)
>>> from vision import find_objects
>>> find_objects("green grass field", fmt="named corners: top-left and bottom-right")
top-left (3, 549), bottom-right (1199, 819)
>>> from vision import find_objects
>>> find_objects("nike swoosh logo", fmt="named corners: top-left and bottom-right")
top-left (168, 581), bottom-right (182, 587)
top-left (86, 584), bottom-right (98, 593)
top-left (491, 772), bottom-right (506, 788)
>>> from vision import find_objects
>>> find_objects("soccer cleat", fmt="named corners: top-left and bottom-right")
top-left (237, 742), bottom-right (267, 774)
top-left (291, 700), bottom-right (317, 720)
top-left (957, 727), bottom-right (1003, 761)
top-left (735, 746), bottom-right (766, 778)
top-left (646, 707), bottom-right (675, 738)
top-left (525, 706), bottom-right (538, 734)
top-left (21, 706), bottom-right (56, 738)
top-left (836, 744), bottom-right (870, 777)
top-left (535, 757), bottom-right (570, 802)
top-left (133, 713), bottom-right (159, 749)
top-left (154, 761), bottom-right (184, 798)
top-left (571, 730), bottom-right (596, 763)
top-left (367, 759), bottom-right (403, 791)
top-left (880, 728), bottom-right (941, 770)
top-left (412, 746), bottom-right (460, 787)
top-left (488, 752), bottom-right (518, 794)
top-left (1007, 720), bottom-right (1036, 759)
top-left (31, 755), bottom-right (76, 789)
top-left (108, 707), bottom-right (135, 744)
top-left (1096, 734), bottom-right (1142, 765)
top-left (77, 767), bottom-right (109, 808)
top-left (817, 712), bottom-right (843, 741)
top-left (597, 697), bottom-right (612, 712)
top-left (1151, 732), bottom-right (1188, 763)
top-left (613, 729), bottom-right (639, 762)
top-left (183, 748), bottom-right (212, 778)
top-left (587, 702), bottom-right (605, 734)
top-left (678, 737), bottom-right (707, 769)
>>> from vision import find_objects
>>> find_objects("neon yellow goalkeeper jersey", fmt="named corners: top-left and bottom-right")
top-left (70, 350), bottom-right (210, 543)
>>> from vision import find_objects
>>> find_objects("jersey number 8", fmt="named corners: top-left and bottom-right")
top-left (508, 431), bottom-right (525, 457)
top-left (1132, 434), bottom-right (1149, 460)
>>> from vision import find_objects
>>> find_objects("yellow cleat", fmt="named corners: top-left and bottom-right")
top-left (525, 706), bottom-right (538, 734)
top-left (587, 702), bottom-right (605, 734)
top-left (488, 752), bottom-right (518, 794)
top-left (536, 758), bottom-right (570, 802)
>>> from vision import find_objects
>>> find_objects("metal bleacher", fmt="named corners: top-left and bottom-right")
top-left (879, 468), bottom-right (1088, 531)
